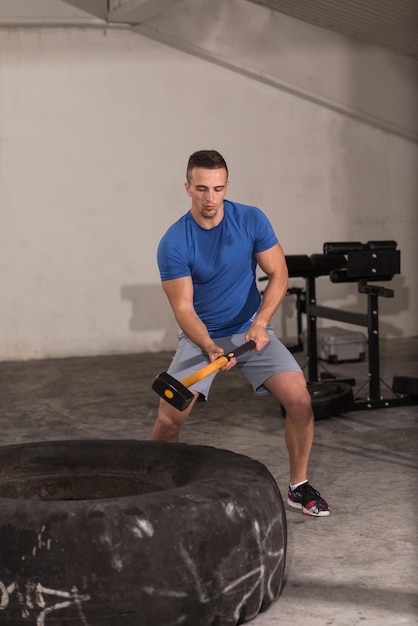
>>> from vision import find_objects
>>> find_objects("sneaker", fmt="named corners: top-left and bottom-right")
top-left (287, 482), bottom-right (330, 517)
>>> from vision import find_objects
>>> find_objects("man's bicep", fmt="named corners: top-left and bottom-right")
top-left (256, 243), bottom-right (288, 278)
top-left (161, 276), bottom-right (195, 313)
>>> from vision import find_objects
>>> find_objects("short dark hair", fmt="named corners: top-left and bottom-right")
top-left (186, 150), bottom-right (228, 183)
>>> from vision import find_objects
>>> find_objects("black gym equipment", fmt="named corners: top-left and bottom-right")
top-left (152, 340), bottom-right (256, 410)
top-left (260, 240), bottom-right (418, 417)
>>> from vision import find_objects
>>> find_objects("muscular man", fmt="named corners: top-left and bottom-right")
top-left (152, 149), bottom-right (330, 517)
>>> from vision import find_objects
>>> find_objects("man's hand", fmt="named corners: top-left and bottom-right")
top-left (246, 320), bottom-right (270, 351)
top-left (206, 343), bottom-right (236, 371)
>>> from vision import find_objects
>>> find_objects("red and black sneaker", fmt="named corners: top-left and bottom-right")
top-left (287, 482), bottom-right (330, 517)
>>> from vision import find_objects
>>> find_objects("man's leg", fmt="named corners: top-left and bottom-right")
top-left (263, 371), bottom-right (313, 485)
top-left (151, 333), bottom-right (214, 443)
top-left (263, 370), bottom-right (330, 516)
top-left (151, 392), bottom-right (199, 442)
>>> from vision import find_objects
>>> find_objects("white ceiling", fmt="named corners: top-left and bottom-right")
top-left (0, 0), bottom-right (417, 61)
top-left (246, 0), bottom-right (418, 60)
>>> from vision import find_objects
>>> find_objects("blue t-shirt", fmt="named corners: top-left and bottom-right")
top-left (157, 200), bottom-right (279, 338)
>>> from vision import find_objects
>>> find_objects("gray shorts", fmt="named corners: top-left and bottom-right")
top-left (167, 326), bottom-right (302, 400)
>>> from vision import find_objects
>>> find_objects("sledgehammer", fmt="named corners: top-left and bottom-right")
top-left (152, 340), bottom-right (256, 411)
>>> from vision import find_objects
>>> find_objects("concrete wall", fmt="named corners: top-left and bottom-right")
top-left (1, 21), bottom-right (417, 360)
top-left (136, 0), bottom-right (418, 142)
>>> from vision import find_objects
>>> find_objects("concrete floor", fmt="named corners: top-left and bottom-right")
top-left (0, 337), bottom-right (417, 626)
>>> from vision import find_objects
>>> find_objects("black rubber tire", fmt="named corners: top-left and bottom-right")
top-left (308, 382), bottom-right (354, 419)
top-left (0, 440), bottom-right (286, 626)
top-left (392, 376), bottom-right (418, 397)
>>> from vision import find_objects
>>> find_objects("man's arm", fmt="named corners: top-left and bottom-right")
top-left (246, 243), bottom-right (289, 350)
top-left (161, 276), bottom-right (228, 362)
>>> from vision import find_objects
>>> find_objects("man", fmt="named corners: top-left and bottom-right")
top-left (152, 149), bottom-right (330, 517)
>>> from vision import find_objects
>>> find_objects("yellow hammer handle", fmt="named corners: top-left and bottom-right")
top-left (180, 356), bottom-right (229, 388)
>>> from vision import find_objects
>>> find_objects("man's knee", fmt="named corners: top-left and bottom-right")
top-left (154, 397), bottom-right (196, 438)
top-left (157, 412), bottom-right (177, 431)
top-left (152, 410), bottom-right (182, 442)
top-left (283, 384), bottom-right (313, 417)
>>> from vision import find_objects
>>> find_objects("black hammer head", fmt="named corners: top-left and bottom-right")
top-left (152, 372), bottom-right (195, 411)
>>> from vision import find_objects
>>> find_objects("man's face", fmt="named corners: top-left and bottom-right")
top-left (185, 167), bottom-right (228, 227)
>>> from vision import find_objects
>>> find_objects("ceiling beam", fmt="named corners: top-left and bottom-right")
top-left (61, 0), bottom-right (108, 20)
top-left (108, 0), bottom-right (177, 24)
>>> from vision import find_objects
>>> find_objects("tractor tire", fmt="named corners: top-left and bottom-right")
top-left (0, 439), bottom-right (286, 626)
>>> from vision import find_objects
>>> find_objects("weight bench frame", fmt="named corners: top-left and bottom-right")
top-left (261, 241), bottom-right (418, 412)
